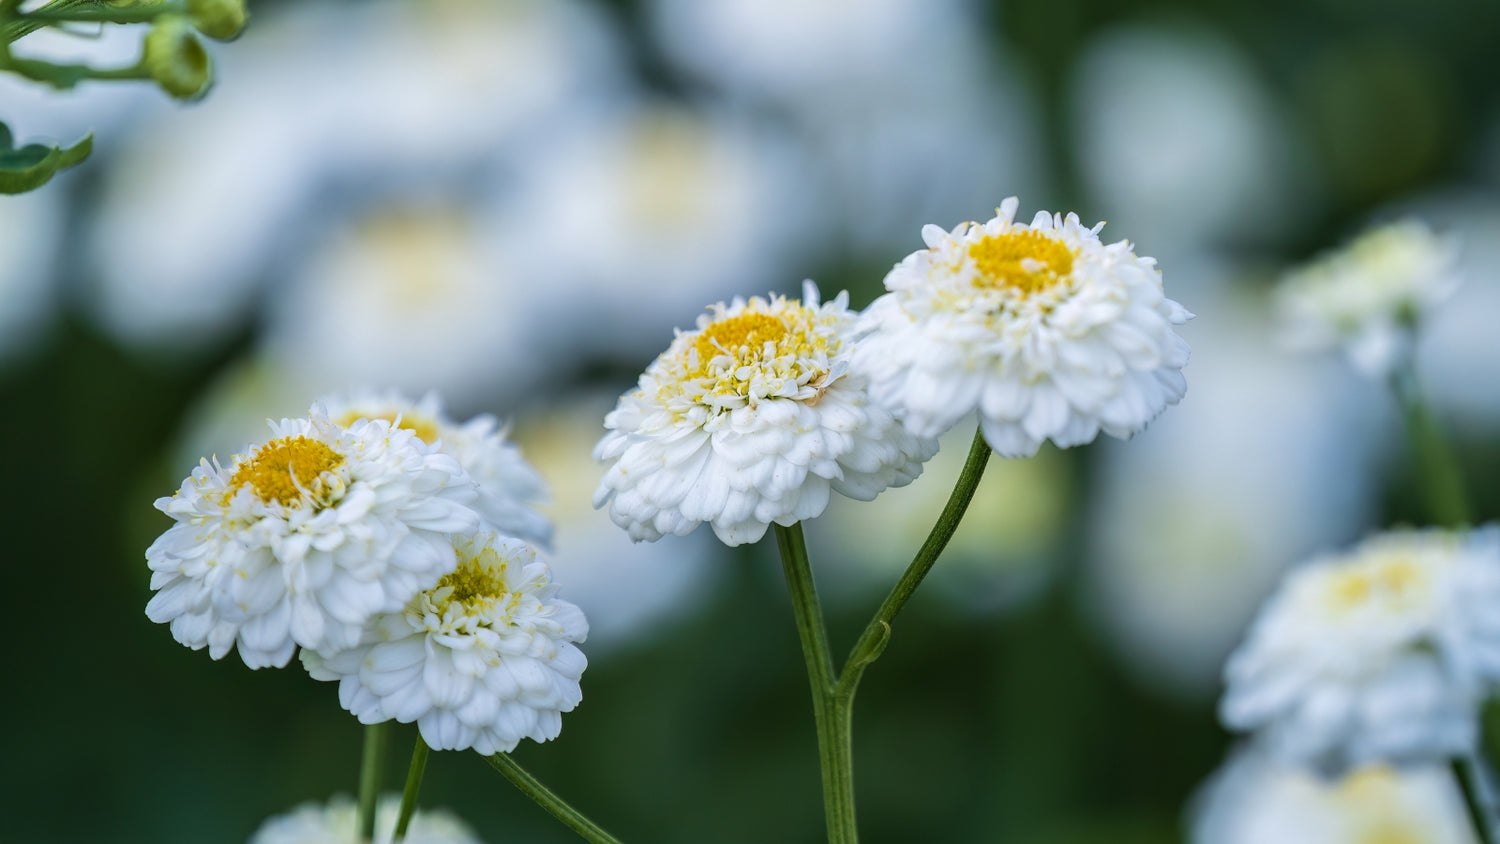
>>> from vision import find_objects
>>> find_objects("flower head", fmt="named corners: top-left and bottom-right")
top-left (145, 405), bottom-right (483, 668)
top-left (593, 281), bottom-right (936, 545)
top-left (1220, 528), bottom-right (1500, 773)
top-left (854, 197), bottom-right (1192, 458)
top-left (303, 531), bottom-right (587, 755)
top-left (249, 793), bottom-right (483, 844)
top-left (321, 390), bottom-right (552, 548)
top-left (1276, 220), bottom-right (1460, 379)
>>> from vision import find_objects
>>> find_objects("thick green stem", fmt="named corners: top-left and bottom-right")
top-left (483, 753), bottom-right (624, 844)
top-left (393, 734), bottom-right (430, 842)
top-left (774, 522), bottom-right (857, 844)
top-left (839, 426), bottom-right (992, 696)
top-left (1390, 361), bottom-right (1470, 527)
top-left (1454, 756), bottom-right (1496, 844)
top-left (357, 722), bottom-right (389, 841)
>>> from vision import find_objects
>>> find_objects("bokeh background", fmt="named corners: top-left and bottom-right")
top-left (4, 0), bottom-right (1500, 841)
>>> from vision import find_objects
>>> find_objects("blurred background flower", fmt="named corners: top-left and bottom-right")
top-left (4, 0), bottom-right (1499, 841)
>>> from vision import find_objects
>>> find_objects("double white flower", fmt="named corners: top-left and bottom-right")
top-left (594, 281), bottom-right (936, 546)
top-left (1221, 528), bottom-right (1500, 773)
top-left (854, 197), bottom-right (1192, 457)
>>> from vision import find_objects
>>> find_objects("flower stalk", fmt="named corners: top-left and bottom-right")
top-left (1453, 756), bottom-right (1496, 844)
top-left (1390, 360), bottom-right (1470, 527)
top-left (357, 722), bottom-right (388, 840)
top-left (393, 733), bottom-right (430, 842)
top-left (483, 753), bottom-right (625, 844)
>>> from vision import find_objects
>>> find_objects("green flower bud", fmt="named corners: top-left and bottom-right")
top-left (143, 15), bottom-right (213, 101)
top-left (187, 0), bottom-right (248, 42)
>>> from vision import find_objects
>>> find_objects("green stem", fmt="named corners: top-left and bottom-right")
top-left (774, 522), bottom-right (857, 844)
top-left (483, 753), bottom-right (625, 844)
top-left (357, 722), bottom-right (389, 841)
top-left (3, 0), bottom-right (116, 44)
top-left (19, 3), bottom-right (173, 24)
top-left (393, 734), bottom-right (430, 842)
top-left (839, 426), bottom-right (992, 696)
top-left (1390, 361), bottom-right (1470, 527)
top-left (1453, 756), bottom-right (1496, 844)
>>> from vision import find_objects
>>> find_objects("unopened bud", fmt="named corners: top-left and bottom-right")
top-left (187, 0), bottom-right (248, 41)
top-left (143, 15), bottom-right (213, 101)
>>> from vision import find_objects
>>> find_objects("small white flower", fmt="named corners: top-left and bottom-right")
top-left (1190, 747), bottom-right (1477, 844)
top-left (303, 531), bottom-right (588, 755)
top-left (248, 793), bottom-right (484, 844)
top-left (1276, 220), bottom-right (1460, 379)
top-left (1221, 528), bottom-right (1500, 773)
top-left (145, 405), bottom-right (484, 668)
top-left (593, 281), bottom-right (937, 546)
top-left (854, 197), bottom-right (1192, 458)
top-left (321, 390), bottom-right (552, 548)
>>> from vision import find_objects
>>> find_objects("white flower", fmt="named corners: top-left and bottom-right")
top-left (145, 406), bottom-right (484, 668)
top-left (302, 531), bottom-right (587, 755)
top-left (854, 197), bottom-right (1193, 458)
top-left (593, 281), bottom-right (937, 546)
top-left (248, 793), bottom-right (484, 844)
top-left (1190, 747), bottom-right (1477, 844)
top-left (1276, 220), bottom-right (1460, 379)
top-left (1220, 528), bottom-right (1500, 773)
top-left (320, 390), bottom-right (552, 548)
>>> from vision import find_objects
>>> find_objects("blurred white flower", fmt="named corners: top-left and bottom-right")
top-left (0, 185), bottom-right (65, 366)
top-left (1083, 279), bottom-right (1385, 699)
top-left (1221, 528), bottom-right (1500, 773)
top-left (646, 0), bottom-right (1043, 251)
top-left (595, 281), bottom-right (936, 546)
top-left (512, 394), bottom-right (720, 651)
top-left (1190, 747), bottom-right (1476, 844)
top-left (249, 793), bottom-right (484, 844)
top-left (1276, 220), bottom-right (1460, 380)
top-left (1070, 24), bottom-right (1308, 261)
top-left (84, 0), bottom-right (624, 356)
top-left (320, 390), bottom-right (551, 549)
top-left (507, 103), bottom-right (818, 365)
top-left (808, 419), bottom-right (1069, 613)
top-left (855, 197), bottom-right (1192, 457)
top-left (304, 531), bottom-right (587, 756)
top-left (262, 204), bottom-right (543, 406)
top-left (146, 406), bottom-right (483, 667)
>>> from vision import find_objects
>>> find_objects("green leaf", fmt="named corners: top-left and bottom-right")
top-left (0, 122), bottom-right (93, 194)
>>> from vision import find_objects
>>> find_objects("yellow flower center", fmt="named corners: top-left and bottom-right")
top-left (969, 230), bottom-right (1075, 295)
top-left (434, 547), bottom-right (508, 611)
top-left (230, 435), bottom-right (343, 505)
top-left (1324, 556), bottom-right (1429, 611)
top-left (334, 409), bottom-right (441, 445)
top-left (1328, 570), bottom-right (1374, 609)
top-left (692, 313), bottom-right (789, 376)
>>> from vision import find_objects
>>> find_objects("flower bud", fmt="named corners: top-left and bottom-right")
top-left (187, 0), bottom-right (247, 41)
top-left (143, 15), bottom-right (213, 101)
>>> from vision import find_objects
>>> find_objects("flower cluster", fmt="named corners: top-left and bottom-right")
top-left (1275, 220), bottom-right (1460, 380)
top-left (145, 393), bottom-right (586, 756)
top-left (249, 794), bottom-right (484, 844)
top-left (595, 200), bottom-right (1193, 543)
top-left (1220, 528), bottom-right (1500, 773)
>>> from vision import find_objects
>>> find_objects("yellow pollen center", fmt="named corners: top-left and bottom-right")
top-left (969, 230), bottom-right (1075, 295)
top-left (1328, 571), bottom-right (1373, 609)
top-left (230, 436), bottom-right (343, 505)
top-left (692, 313), bottom-right (788, 374)
top-left (335, 410), bottom-right (441, 445)
top-left (436, 548), bottom-right (507, 609)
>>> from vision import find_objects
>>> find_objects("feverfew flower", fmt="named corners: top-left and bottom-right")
top-left (249, 794), bottom-right (484, 844)
top-left (1190, 748), bottom-right (1477, 844)
top-left (1276, 220), bottom-right (1460, 379)
top-left (145, 406), bottom-right (484, 668)
top-left (321, 390), bottom-right (552, 548)
top-left (1221, 528), bottom-right (1500, 773)
top-left (594, 281), bottom-right (937, 546)
top-left (854, 197), bottom-right (1192, 458)
top-left (303, 531), bottom-right (587, 755)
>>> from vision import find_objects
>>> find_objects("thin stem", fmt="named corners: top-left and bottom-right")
top-left (774, 522), bottom-right (857, 843)
top-left (1390, 360), bottom-right (1471, 527)
top-left (393, 734), bottom-right (430, 842)
top-left (3, 0), bottom-right (113, 44)
top-left (839, 426), bottom-right (992, 696)
top-left (1454, 756), bottom-right (1496, 844)
top-left (19, 3), bottom-right (172, 24)
top-left (483, 753), bottom-right (624, 844)
top-left (357, 722), bottom-right (389, 841)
